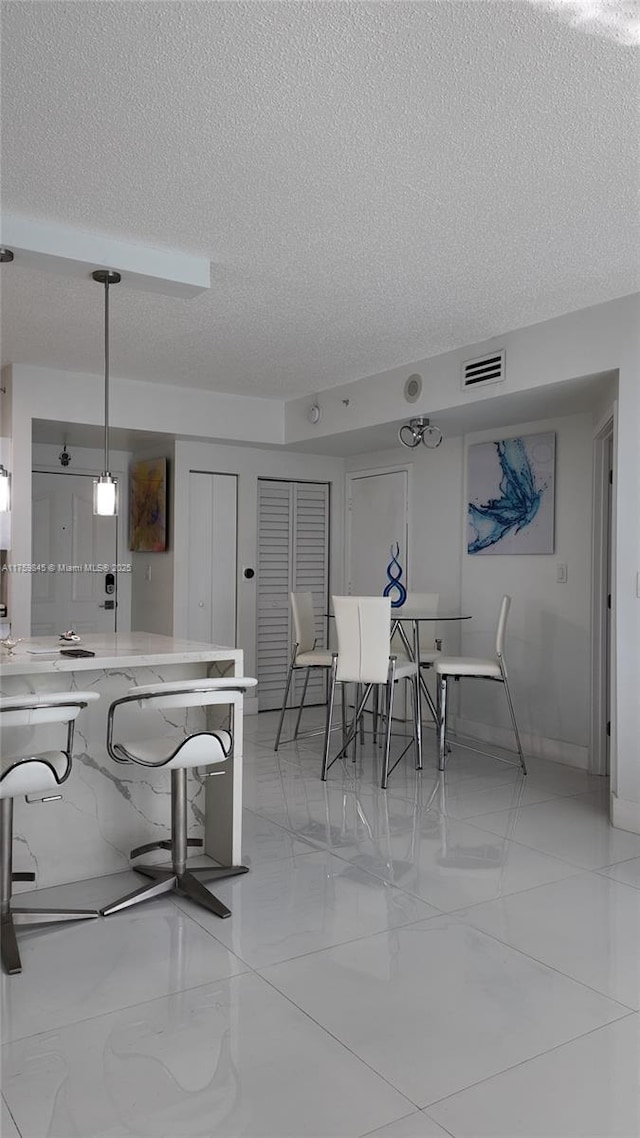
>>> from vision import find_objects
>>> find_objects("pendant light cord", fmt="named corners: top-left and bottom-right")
top-left (104, 276), bottom-right (110, 473)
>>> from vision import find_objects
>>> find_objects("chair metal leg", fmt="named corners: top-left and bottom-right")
top-left (1, 911), bottom-right (21, 974)
top-left (321, 658), bottom-right (338, 780)
top-left (274, 645), bottom-right (297, 750)
top-left (381, 662), bottom-right (397, 789)
top-left (358, 684), bottom-right (366, 745)
top-left (178, 870), bottom-right (231, 919)
top-left (502, 672), bottom-right (527, 775)
top-left (438, 674), bottom-right (448, 771)
top-left (101, 871), bottom-right (176, 916)
top-left (293, 667), bottom-right (311, 741)
top-left (412, 672), bottom-right (423, 770)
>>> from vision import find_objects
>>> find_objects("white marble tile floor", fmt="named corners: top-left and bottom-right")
top-left (2, 709), bottom-right (639, 1137)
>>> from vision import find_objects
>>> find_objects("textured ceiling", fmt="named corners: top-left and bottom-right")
top-left (1, 1), bottom-right (638, 399)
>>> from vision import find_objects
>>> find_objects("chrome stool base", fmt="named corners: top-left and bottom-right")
top-left (101, 768), bottom-right (248, 921)
top-left (1, 796), bottom-right (98, 975)
top-left (1, 906), bottom-right (99, 975)
top-left (100, 862), bottom-right (249, 920)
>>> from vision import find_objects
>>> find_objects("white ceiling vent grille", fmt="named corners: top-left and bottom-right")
top-left (462, 350), bottom-right (505, 391)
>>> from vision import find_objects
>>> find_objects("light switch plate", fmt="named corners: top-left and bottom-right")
top-left (556, 563), bottom-right (567, 583)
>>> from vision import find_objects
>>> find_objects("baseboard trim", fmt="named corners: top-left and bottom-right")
top-left (453, 716), bottom-right (589, 770)
top-left (610, 792), bottom-right (640, 835)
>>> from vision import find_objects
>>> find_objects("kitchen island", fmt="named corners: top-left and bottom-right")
top-left (0, 633), bottom-right (245, 889)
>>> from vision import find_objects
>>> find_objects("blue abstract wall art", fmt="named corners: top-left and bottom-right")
top-left (467, 432), bottom-right (555, 555)
top-left (383, 542), bottom-right (407, 606)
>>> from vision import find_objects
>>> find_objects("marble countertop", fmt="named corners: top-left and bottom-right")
top-left (0, 632), bottom-right (242, 676)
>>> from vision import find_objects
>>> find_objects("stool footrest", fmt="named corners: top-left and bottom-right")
top-left (130, 839), bottom-right (172, 859)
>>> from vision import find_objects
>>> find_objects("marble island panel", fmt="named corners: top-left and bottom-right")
top-left (0, 633), bottom-right (245, 890)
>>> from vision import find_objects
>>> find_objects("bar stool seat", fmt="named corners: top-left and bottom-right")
top-left (101, 677), bottom-right (257, 922)
top-left (1, 691), bottom-right (101, 975)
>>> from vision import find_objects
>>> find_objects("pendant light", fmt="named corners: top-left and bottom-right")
top-left (0, 247), bottom-right (13, 511)
top-left (92, 269), bottom-right (121, 515)
top-left (0, 465), bottom-right (10, 512)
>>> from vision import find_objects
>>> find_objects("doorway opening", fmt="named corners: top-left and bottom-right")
top-left (590, 414), bottom-right (615, 777)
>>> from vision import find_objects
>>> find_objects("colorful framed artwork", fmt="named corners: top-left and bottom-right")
top-left (467, 432), bottom-right (555, 555)
top-left (129, 458), bottom-right (167, 552)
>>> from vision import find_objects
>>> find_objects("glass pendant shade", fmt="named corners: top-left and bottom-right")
top-left (93, 473), bottom-right (118, 516)
top-left (0, 465), bottom-right (10, 512)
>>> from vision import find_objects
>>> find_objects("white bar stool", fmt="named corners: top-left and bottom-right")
top-left (101, 676), bottom-right (257, 921)
top-left (0, 691), bottom-right (101, 975)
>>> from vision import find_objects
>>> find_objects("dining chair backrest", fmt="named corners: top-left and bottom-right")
top-left (290, 592), bottom-right (316, 654)
top-left (332, 595), bottom-right (391, 685)
top-left (495, 595), bottom-right (511, 660)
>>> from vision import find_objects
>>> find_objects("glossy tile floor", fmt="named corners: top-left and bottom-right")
top-left (2, 709), bottom-right (640, 1137)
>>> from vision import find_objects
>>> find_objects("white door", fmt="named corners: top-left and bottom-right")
top-left (346, 469), bottom-right (409, 596)
top-left (187, 472), bottom-right (237, 645)
top-left (32, 472), bottom-right (119, 635)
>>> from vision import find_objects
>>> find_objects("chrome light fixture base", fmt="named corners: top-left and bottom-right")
top-left (398, 416), bottom-right (443, 450)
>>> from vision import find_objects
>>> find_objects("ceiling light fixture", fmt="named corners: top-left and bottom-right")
top-left (92, 269), bottom-right (121, 516)
top-left (398, 416), bottom-right (443, 450)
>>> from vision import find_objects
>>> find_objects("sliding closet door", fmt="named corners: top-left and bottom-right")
top-left (256, 479), bottom-right (329, 711)
top-left (187, 472), bottom-right (237, 646)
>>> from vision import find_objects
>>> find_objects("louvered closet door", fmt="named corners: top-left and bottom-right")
top-left (257, 480), bottom-right (329, 711)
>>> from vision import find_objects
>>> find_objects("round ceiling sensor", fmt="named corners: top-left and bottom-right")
top-left (404, 374), bottom-right (422, 403)
top-left (307, 403), bottom-right (322, 425)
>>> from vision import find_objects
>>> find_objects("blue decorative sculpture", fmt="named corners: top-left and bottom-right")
top-left (383, 542), bottom-right (407, 608)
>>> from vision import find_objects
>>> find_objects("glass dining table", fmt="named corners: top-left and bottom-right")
top-left (326, 604), bottom-right (472, 726)
top-left (390, 608), bottom-right (472, 724)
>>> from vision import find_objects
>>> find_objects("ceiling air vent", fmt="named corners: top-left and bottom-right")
top-left (462, 350), bottom-right (505, 391)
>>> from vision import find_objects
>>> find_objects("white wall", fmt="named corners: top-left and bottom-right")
top-left (345, 411), bottom-right (603, 769)
top-left (458, 412), bottom-right (594, 766)
top-left (129, 443), bottom-right (175, 636)
top-left (173, 440), bottom-right (346, 690)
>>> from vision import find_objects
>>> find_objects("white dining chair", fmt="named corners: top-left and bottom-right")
top-left (274, 591), bottom-right (334, 749)
top-left (434, 595), bottom-right (527, 774)
top-left (322, 595), bottom-right (422, 789)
